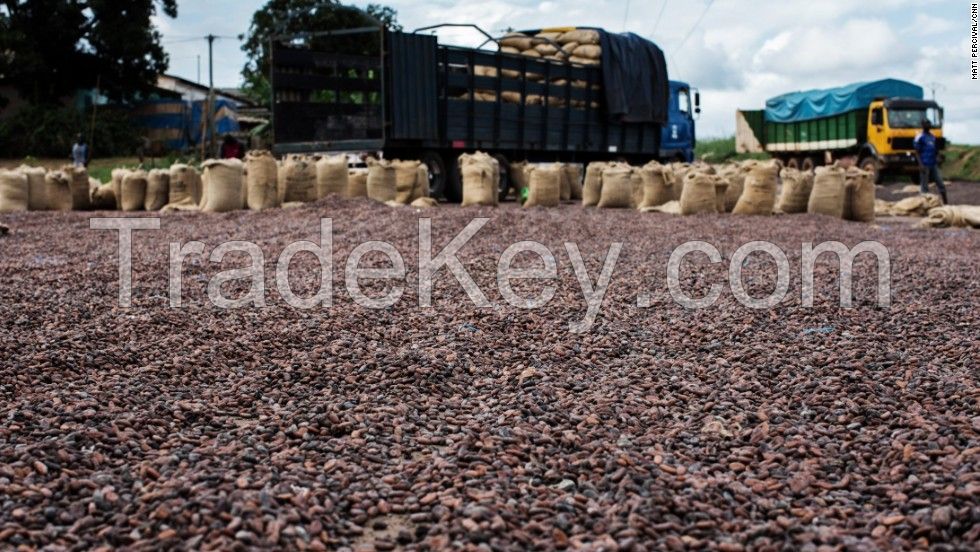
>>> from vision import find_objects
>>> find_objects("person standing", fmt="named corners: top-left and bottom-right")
top-left (913, 120), bottom-right (948, 204)
top-left (71, 134), bottom-right (89, 168)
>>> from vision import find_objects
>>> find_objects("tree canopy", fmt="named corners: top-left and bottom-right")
top-left (0, 1), bottom-right (177, 105)
top-left (240, 0), bottom-right (400, 104)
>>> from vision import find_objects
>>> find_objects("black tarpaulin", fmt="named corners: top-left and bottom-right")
top-left (598, 30), bottom-right (669, 124)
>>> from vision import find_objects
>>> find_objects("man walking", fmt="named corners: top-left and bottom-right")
top-left (71, 134), bottom-right (89, 168)
top-left (913, 120), bottom-right (947, 204)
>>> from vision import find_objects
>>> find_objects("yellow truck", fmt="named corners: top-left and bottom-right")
top-left (736, 79), bottom-right (944, 183)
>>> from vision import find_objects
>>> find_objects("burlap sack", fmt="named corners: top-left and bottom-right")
top-left (680, 172), bottom-right (720, 215)
top-left (17, 166), bottom-right (47, 211)
top-left (281, 155), bottom-right (316, 203)
top-left (630, 170), bottom-right (644, 208)
top-left (510, 161), bottom-right (530, 196)
top-left (110, 168), bottom-right (130, 210)
top-left (500, 32), bottom-right (534, 50)
top-left (0, 170), bottom-right (29, 213)
top-left (843, 168), bottom-right (875, 223)
top-left (558, 29), bottom-right (600, 45)
top-left (716, 164), bottom-right (748, 212)
top-left (919, 205), bottom-right (980, 228)
top-left (556, 163), bottom-right (571, 201)
top-left (889, 194), bottom-right (942, 217)
top-left (572, 44), bottom-right (601, 59)
top-left (200, 159), bottom-right (244, 213)
top-left (366, 159), bottom-right (396, 202)
top-left (524, 164), bottom-right (561, 208)
top-left (91, 183), bottom-right (116, 210)
top-left (714, 179), bottom-right (729, 214)
top-left (597, 165), bottom-right (633, 208)
top-left (120, 170), bottom-right (148, 212)
top-left (244, 150), bottom-right (279, 210)
top-left (638, 162), bottom-right (673, 209)
top-left (168, 164), bottom-right (202, 206)
top-left (808, 165), bottom-right (846, 218)
top-left (563, 164), bottom-right (583, 201)
top-left (669, 163), bottom-right (689, 201)
top-left (582, 162), bottom-right (606, 207)
top-left (776, 168), bottom-right (813, 214)
top-left (40, 171), bottom-right (71, 211)
top-left (460, 152), bottom-right (498, 207)
top-left (393, 160), bottom-right (423, 204)
top-left (145, 169), bottom-right (170, 211)
top-left (733, 161), bottom-right (779, 215)
top-left (411, 197), bottom-right (439, 209)
top-left (62, 165), bottom-right (91, 210)
top-left (315, 154), bottom-right (348, 199)
top-left (415, 165), bottom-right (429, 199)
top-left (347, 168), bottom-right (369, 198)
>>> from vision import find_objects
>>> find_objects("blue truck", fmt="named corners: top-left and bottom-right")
top-left (270, 21), bottom-right (698, 200)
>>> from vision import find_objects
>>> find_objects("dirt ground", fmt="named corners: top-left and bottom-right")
top-left (0, 198), bottom-right (977, 550)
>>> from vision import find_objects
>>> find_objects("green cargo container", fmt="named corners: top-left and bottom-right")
top-left (737, 109), bottom-right (867, 154)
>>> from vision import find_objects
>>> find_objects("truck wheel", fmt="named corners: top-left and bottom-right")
top-left (785, 157), bottom-right (800, 170)
top-left (800, 157), bottom-right (816, 172)
top-left (492, 154), bottom-right (511, 202)
top-left (859, 156), bottom-right (883, 184)
top-left (421, 151), bottom-right (446, 200)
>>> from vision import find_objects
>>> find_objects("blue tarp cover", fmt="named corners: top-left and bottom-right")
top-left (764, 79), bottom-right (923, 123)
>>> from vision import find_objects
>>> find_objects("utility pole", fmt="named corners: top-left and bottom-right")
top-left (197, 55), bottom-right (201, 84)
top-left (925, 81), bottom-right (944, 101)
top-left (207, 34), bottom-right (216, 158)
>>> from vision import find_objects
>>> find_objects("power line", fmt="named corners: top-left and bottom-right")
top-left (651, 0), bottom-right (668, 37)
top-left (672, 0), bottom-right (714, 54)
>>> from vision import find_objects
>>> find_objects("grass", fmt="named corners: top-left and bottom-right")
top-left (695, 137), bottom-right (769, 163)
top-left (941, 144), bottom-right (980, 182)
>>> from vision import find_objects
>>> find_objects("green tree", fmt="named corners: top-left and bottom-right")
top-left (240, 1), bottom-right (400, 105)
top-left (0, 0), bottom-right (177, 104)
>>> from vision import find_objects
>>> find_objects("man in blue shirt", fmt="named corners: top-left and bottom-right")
top-left (913, 120), bottom-right (947, 204)
top-left (71, 134), bottom-right (89, 168)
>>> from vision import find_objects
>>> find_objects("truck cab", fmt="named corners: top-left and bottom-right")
top-left (861, 98), bottom-right (944, 181)
top-left (660, 81), bottom-right (698, 162)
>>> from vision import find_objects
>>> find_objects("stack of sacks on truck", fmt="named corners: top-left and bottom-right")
top-left (459, 152), bottom-right (499, 207)
top-left (464, 29), bottom-right (601, 106)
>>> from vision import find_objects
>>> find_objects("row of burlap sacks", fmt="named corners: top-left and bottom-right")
top-left (874, 192), bottom-right (979, 229)
top-left (457, 152), bottom-right (586, 208)
top-left (458, 157), bottom-right (877, 222)
top-left (0, 165), bottom-right (100, 213)
top-left (0, 153), bottom-right (436, 214)
top-left (577, 159), bottom-right (877, 222)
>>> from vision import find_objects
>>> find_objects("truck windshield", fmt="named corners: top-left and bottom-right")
top-left (888, 107), bottom-right (942, 129)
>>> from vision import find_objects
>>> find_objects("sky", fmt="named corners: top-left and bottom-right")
top-left (155, 0), bottom-right (980, 143)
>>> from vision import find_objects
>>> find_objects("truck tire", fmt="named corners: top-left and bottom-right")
top-left (422, 151), bottom-right (462, 201)
top-left (492, 154), bottom-right (511, 203)
top-left (800, 156), bottom-right (816, 172)
top-left (859, 156), bottom-right (883, 184)
top-left (785, 157), bottom-right (800, 170)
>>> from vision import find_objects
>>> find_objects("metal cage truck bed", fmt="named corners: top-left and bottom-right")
top-left (270, 22), bottom-right (694, 200)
